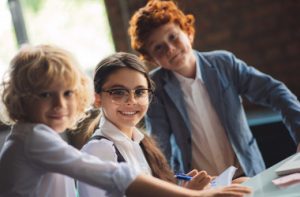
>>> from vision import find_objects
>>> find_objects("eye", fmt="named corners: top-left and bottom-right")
top-left (169, 32), bottom-right (177, 41)
top-left (154, 44), bottom-right (163, 52)
top-left (134, 89), bottom-right (148, 97)
top-left (110, 89), bottom-right (127, 96)
top-left (37, 92), bottom-right (51, 99)
top-left (64, 90), bottom-right (75, 97)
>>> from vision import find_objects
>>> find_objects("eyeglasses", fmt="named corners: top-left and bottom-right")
top-left (101, 88), bottom-right (153, 105)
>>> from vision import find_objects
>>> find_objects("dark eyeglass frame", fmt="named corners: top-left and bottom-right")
top-left (101, 88), bottom-right (153, 105)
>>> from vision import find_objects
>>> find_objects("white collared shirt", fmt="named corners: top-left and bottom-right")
top-left (78, 117), bottom-right (151, 197)
top-left (173, 56), bottom-right (240, 176)
top-left (0, 122), bottom-right (138, 197)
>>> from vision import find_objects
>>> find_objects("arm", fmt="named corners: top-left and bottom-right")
top-left (181, 170), bottom-right (212, 190)
top-left (26, 124), bottom-right (251, 197)
top-left (77, 139), bottom-right (117, 197)
top-left (225, 52), bottom-right (300, 144)
top-left (126, 174), bottom-right (252, 197)
top-left (26, 124), bottom-right (137, 196)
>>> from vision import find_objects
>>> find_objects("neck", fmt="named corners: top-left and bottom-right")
top-left (176, 58), bottom-right (196, 78)
top-left (122, 127), bottom-right (134, 140)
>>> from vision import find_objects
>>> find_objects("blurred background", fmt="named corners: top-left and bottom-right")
top-left (0, 0), bottom-right (114, 77)
top-left (1, 0), bottom-right (300, 167)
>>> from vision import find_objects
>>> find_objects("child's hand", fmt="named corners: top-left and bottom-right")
top-left (197, 184), bottom-right (252, 197)
top-left (232, 176), bottom-right (250, 184)
top-left (182, 169), bottom-right (212, 190)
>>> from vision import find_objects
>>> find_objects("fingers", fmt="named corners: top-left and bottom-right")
top-left (232, 176), bottom-right (250, 184)
top-left (186, 171), bottom-right (212, 190)
top-left (186, 169), bottom-right (198, 177)
top-left (218, 185), bottom-right (252, 197)
top-left (194, 171), bottom-right (211, 185)
top-left (196, 185), bottom-right (252, 197)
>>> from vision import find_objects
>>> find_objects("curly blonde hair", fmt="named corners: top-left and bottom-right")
top-left (0, 44), bottom-right (93, 125)
top-left (128, 0), bottom-right (195, 60)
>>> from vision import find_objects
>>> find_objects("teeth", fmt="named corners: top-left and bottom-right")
top-left (121, 111), bottom-right (136, 115)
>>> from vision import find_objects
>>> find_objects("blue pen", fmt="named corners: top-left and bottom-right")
top-left (175, 173), bottom-right (217, 187)
top-left (174, 174), bottom-right (192, 181)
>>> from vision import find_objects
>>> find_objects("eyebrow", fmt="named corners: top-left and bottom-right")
top-left (106, 85), bottom-right (148, 89)
top-left (147, 28), bottom-right (176, 50)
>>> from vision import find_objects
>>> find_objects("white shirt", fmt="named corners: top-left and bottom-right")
top-left (0, 122), bottom-right (138, 197)
top-left (173, 58), bottom-right (240, 176)
top-left (78, 117), bottom-right (151, 197)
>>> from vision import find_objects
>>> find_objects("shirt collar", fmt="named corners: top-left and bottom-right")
top-left (94, 116), bottom-right (144, 143)
top-left (172, 51), bottom-right (202, 84)
top-left (194, 50), bottom-right (203, 81)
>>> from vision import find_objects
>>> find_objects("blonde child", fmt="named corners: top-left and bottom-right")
top-left (0, 44), bottom-right (251, 197)
top-left (77, 52), bottom-right (250, 197)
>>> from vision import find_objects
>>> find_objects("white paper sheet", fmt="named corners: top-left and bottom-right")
top-left (211, 166), bottom-right (237, 188)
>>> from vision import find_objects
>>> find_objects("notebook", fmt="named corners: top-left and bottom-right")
top-left (275, 153), bottom-right (300, 176)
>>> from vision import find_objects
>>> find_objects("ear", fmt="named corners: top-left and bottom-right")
top-left (94, 93), bottom-right (102, 108)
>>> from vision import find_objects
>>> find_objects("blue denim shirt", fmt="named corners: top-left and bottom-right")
top-left (145, 50), bottom-right (300, 176)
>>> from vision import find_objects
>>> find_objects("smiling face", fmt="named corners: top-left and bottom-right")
top-left (24, 79), bottom-right (78, 133)
top-left (95, 68), bottom-right (149, 136)
top-left (145, 22), bottom-right (196, 77)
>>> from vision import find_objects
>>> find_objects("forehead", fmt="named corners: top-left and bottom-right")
top-left (103, 68), bottom-right (148, 88)
top-left (145, 23), bottom-right (181, 47)
top-left (34, 74), bottom-right (76, 93)
top-left (47, 77), bottom-right (75, 90)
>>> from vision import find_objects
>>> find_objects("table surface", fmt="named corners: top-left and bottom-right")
top-left (242, 153), bottom-right (300, 197)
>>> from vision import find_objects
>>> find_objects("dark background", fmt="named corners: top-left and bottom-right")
top-left (104, 0), bottom-right (300, 103)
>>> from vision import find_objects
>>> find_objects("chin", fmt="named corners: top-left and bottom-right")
top-left (51, 125), bottom-right (68, 133)
top-left (54, 128), bottom-right (66, 133)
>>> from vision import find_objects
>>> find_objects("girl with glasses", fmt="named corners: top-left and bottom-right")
top-left (77, 52), bottom-right (251, 197)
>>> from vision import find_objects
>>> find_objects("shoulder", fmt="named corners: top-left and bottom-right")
top-left (81, 137), bottom-right (117, 162)
top-left (13, 123), bottom-right (61, 145)
top-left (23, 124), bottom-right (70, 158)
top-left (198, 50), bottom-right (236, 64)
top-left (30, 124), bottom-right (63, 144)
top-left (149, 67), bottom-right (170, 83)
top-left (195, 50), bottom-right (247, 74)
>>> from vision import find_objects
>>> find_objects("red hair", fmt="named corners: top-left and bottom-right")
top-left (129, 0), bottom-right (195, 60)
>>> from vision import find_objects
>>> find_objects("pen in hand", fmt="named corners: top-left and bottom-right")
top-left (175, 173), bottom-right (217, 187)
top-left (174, 173), bottom-right (192, 181)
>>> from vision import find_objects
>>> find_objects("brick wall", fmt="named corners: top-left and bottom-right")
top-left (105, 0), bottom-right (300, 107)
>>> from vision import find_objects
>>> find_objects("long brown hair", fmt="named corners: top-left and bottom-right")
top-left (141, 132), bottom-right (176, 183)
top-left (84, 52), bottom-right (176, 183)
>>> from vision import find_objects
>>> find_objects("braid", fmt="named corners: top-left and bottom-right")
top-left (140, 132), bottom-right (176, 183)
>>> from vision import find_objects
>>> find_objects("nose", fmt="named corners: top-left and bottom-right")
top-left (166, 42), bottom-right (176, 56)
top-left (53, 95), bottom-right (66, 109)
top-left (125, 91), bottom-right (138, 105)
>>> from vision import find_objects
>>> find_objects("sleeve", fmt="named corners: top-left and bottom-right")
top-left (226, 51), bottom-right (300, 143)
top-left (78, 139), bottom-right (118, 197)
top-left (25, 124), bottom-right (139, 197)
top-left (145, 88), bottom-right (173, 163)
top-left (81, 139), bottom-right (118, 162)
